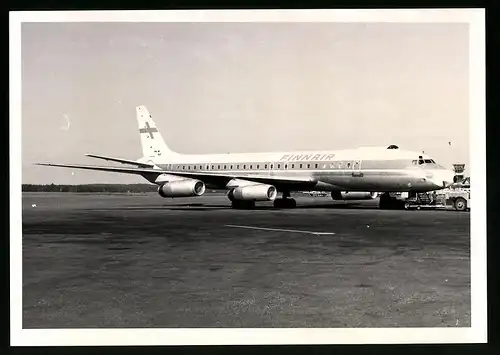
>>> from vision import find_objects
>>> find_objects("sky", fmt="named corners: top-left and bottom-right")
top-left (21, 21), bottom-right (470, 184)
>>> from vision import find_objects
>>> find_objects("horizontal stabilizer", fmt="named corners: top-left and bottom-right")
top-left (36, 163), bottom-right (161, 176)
top-left (85, 154), bottom-right (154, 168)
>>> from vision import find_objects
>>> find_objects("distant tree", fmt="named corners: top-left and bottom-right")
top-left (22, 183), bottom-right (157, 193)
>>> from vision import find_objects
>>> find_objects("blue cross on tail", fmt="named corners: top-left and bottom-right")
top-left (139, 122), bottom-right (158, 139)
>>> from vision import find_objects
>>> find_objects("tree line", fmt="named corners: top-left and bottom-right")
top-left (22, 184), bottom-right (158, 193)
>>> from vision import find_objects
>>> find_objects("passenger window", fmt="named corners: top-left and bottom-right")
top-left (347, 163), bottom-right (351, 168)
top-left (230, 165), bottom-right (233, 169)
top-left (257, 165), bottom-right (260, 169)
top-left (307, 164), bottom-right (310, 168)
top-left (270, 164), bottom-right (274, 169)
top-left (243, 165), bottom-right (246, 169)
top-left (291, 164), bottom-right (295, 168)
top-left (250, 165), bottom-right (252, 169)
top-left (211, 165), bottom-right (214, 169)
top-left (265, 164), bottom-right (268, 169)
top-left (218, 165), bottom-right (220, 169)
top-left (278, 164), bottom-right (281, 169)
top-left (315, 164), bottom-right (318, 168)
top-left (224, 165), bottom-right (227, 169)
top-left (237, 165), bottom-right (240, 169)
top-left (183, 165), bottom-right (186, 170)
top-left (285, 164), bottom-right (288, 169)
top-left (299, 164), bottom-right (302, 168)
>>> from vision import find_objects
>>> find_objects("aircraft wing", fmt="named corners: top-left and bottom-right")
top-left (84, 154), bottom-right (154, 168)
top-left (36, 163), bottom-right (317, 189)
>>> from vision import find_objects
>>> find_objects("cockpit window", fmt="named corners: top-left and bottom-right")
top-left (413, 159), bottom-right (435, 165)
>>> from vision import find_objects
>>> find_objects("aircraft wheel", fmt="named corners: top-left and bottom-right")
top-left (273, 198), bottom-right (296, 209)
top-left (379, 194), bottom-right (405, 210)
top-left (454, 197), bottom-right (467, 211)
top-left (379, 194), bottom-right (391, 209)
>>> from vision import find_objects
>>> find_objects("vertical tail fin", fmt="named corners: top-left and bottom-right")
top-left (136, 106), bottom-right (180, 162)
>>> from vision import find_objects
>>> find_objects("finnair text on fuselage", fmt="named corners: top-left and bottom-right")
top-left (280, 153), bottom-right (336, 161)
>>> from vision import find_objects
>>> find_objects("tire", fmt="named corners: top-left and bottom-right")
top-left (273, 198), bottom-right (296, 209)
top-left (287, 198), bottom-right (297, 208)
top-left (454, 197), bottom-right (467, 211)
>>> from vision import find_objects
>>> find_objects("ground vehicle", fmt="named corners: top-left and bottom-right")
top-left (440, 177), bottom-right (470, 211)
top-left (443, 190), bottom-right (470, 211)
top-left (438, 177), bottom-right (471, 211)
top-left (403, 177), bottom-right (470, 211)
top-left (403, 192), bottom-right (445, 210)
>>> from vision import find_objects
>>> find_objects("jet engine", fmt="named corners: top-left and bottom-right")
top-left (227, 184), bottom-right (278, 202)
top-left (158, 179), bottom-right (206, 198)
top-left (331, 191), bottom-right (378, 200)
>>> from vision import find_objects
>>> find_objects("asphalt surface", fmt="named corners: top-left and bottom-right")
top-left (22, 192), bottom-right (471, 328)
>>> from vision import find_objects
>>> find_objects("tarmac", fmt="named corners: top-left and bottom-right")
top-left (22, 192), bottom-right (471, 328)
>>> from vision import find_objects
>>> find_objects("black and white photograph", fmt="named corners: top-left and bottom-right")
top-left (10, 9), bottom-right (486, 345)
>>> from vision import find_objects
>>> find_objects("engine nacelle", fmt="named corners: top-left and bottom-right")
top-left (227, 184), bottom-right (278, 202)
top-left (331, 191), bottom-right (378, 200)
top-left (158, 179), bottom-right (206, 198)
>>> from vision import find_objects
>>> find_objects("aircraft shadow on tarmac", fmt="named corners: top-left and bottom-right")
top-left (95, 202), bottom-right (380, 211)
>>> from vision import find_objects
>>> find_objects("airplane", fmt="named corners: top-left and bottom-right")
top-left (36, 105), bottom-right (456, 209)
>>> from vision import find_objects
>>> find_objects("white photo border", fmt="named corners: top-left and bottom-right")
top-left (9, 8), bottom-right (486, 346)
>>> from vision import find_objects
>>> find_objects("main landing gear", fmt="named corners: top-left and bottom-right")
top-left (228, 191), bottom-right (297, 209)
top-left (378, 192), bottom-right (406, 210)
top-left (273, 191), bottom-right (297, 209)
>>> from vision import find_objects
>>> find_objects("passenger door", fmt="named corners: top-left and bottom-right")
top-left (352, 160), bottom-right (363, 177)
top-left (268, 161), bottom-right (275, 177)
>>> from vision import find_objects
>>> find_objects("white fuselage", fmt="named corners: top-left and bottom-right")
top-left (144, 146), bottom-right (455, 193)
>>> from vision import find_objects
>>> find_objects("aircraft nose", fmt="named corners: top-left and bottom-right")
top-left (443, 170), bottom-right (456, 187)
top-left (430, 169), bottom-right (455, 188)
